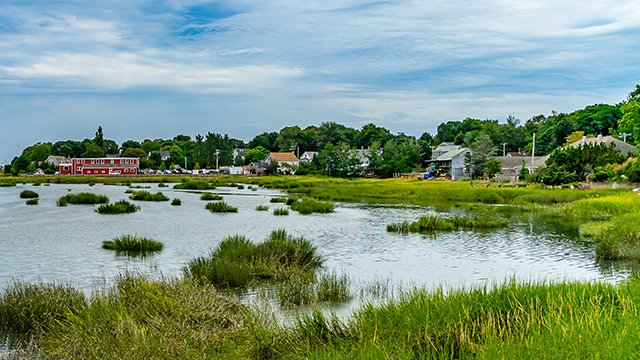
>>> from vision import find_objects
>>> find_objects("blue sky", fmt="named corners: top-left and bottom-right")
top-left (1, 0), bottom-right (639, 162)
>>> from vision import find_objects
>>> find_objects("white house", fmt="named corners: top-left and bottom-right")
top-left (299, 151), bottom-right (317, 162)
top-left (431, 142), bottom-right (461, 160)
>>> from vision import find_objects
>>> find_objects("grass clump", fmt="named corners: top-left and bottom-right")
top-left (387, 213), bottom-right (508, 234)
top-left (0, 281), bottom-right (86, 334)
top-left (184, 230), bottom-right (323, 288)
top-left (129, 190), bottom-right (169, 201)
top-left (273, 208), bottom-right (289, 216)
top-left (25, 198), bottom-right (38, 205)
top-left (270, 197), bottom-right (289, 203)
top-left (102, 235), bottom-right (164, 253)
top-left (290, 198), bottom-right (334, 214)
top-left (0, 181), bottom-right (16, 187)
top-left (205, 201), bottom-right (238, 213)
top-left (581, 212), bottom-right (640, 260)
top-left (275, 272), bottom-right (352, 307)
top-left (256, 204), bottom-right (269, 211)
top-left (171, 198), bottom-right (182, 206)
top-left (19, 190), bottom-right (39, 199)
top-left (57, 192), bottom-right (109, 206)
top-left (158, 182), bottom-right (168, 187)
top-left (95, 200), bottom-right (140, 215)
top-left (173, 180), bottom-right (216, 190)
top-left (200, 192), bottom-right (223, 201)
top-left (237, 184), bottom-right (245, 189)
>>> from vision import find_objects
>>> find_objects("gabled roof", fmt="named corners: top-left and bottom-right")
top-left (568, 136), bottom-right (638, 155)
top-left (435, 148), bottom-right (470, 161)
top-left (267, 152), bottom-right (299, 162)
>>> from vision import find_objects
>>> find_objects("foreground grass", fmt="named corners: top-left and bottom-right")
top-left (184, 230), bottom-right (323, 288)
top-left (4, 276), bottom-right (640, 359)
top-left (102, 235), bottom-right (164, 253)
top-left (387, 213), bottom-right (508, 233)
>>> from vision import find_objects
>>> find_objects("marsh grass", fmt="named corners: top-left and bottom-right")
top-left (237, 184), bottom-right (245, 189)
top-left (200, 192), bottom-right (223, 201)
top-left (102, 235), bottom-right (164, 253)
top-left (95, 200), bottom-right (140, 215)
top-left (270, 197), bottom-right (288, 203)
top-left (0, 181), bottom-right (16, 187)
top-left (25, 199), bottom-right (38, 205)
top-left (205, 201), bottom-right (237, 213)
top-left (128, 185), bottom-right (150, 189)
top-left (19, 190), bottom-right (38, 199)
top-left (128, 190), bottom-right (169, 201)
top-left (173, 180), bottom-right (216, 190)
top-left (158, 182), bottom-right (168, 187)
top-left (255, 204), bottom-right (269, 211)
top-left (57, 193), bottom-right (109, 206)
top-left (273, 208), bottom-right (289, 216)
top-left (387, 213), bottom-right (508, 233)
top-left (290, 198), bottom-right (334, 215)
top-left (0, 281), bottom-right (86, 334)
top-left (184, 230), bottom-right (323, 288)
top-left (171, 198), bottom-right (182, 206)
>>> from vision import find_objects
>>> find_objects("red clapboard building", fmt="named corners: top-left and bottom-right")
top-left (59, 158), bottom-right (140, 175)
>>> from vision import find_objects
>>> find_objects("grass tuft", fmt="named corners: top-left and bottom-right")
top-left (387, 213), bottom-right (508, 233)
top-left (290, 198), bottom-right (334, 215)
top-left (171, 198), bottom-right (182, 206)
top-left (173, 180), bottom-right (216, 190)
top-left (95, 200), bottom-right (140, 215)
top-left (102, 235), bottom-right (164, 253)
top-left (19, 190), bottom-right (39, 199)
top-left (273, 208), bottom-right (289, 216)
top-left (205, 201), bottom-right (238, 213)
top-left (57, 193), bottom-right (109, 206)
top-left (255, 204), bottom-right (269, 211)
top-left (128, 190), bottom-right (169, 201)
top-left (200, 192), bottom-right (223, 201)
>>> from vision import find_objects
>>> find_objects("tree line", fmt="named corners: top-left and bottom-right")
top-left (4, 84), bottom-right (640, 181)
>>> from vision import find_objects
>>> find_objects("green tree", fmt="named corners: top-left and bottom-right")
top-left (122, 148), bottom-right (147, 159)
top-left (373, 136), bottom-right (421, 177)
top-left (467, 133), bottom-right (495, 178)
top-left (619, 95), bottom-right (640, 147)
top-left (316, 122), bottom-right (356, 148)
top-left (94, 126), bottom-right (104, 148)
top-left (121, 140), bottom-right (141, 152)
top-left (316, 142), bottom-right (361, 177)
top-left (248, 132), bottom-right (278, 151)
top-left (22, 143), bottom-right (52, 162)
top-left (81, 143), bottom-right (106, 158)
top-left (244, 146), bottom-right (270, 164)
top-left (275, 126), bottom-right (303, 152)
top-left (484, 159), bottom-right (502, 178)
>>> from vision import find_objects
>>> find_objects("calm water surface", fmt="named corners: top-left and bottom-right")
top-left (0, 182), bottom-right (633, 295)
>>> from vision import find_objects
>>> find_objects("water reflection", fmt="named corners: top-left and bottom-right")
top-left (0, 183), bottom-right (633, 297)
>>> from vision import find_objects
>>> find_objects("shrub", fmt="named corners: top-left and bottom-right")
top-left (256, 204), bottom-right (269, 211)
top-left (171, 198), bottom-right (182, 206)
top-left (273, 208), bottom-right (289, 216)
top-left (205, 201), bottom-right (238, 213)
top-left (58, 193), bottom-right (109, 205)
top-left (19, 190), bottom-right (39, 199)
top-left (129, 190), bottom-right (169, 201)
top-left (237, 184), bottom-right (245, 189)
top-left (96, 200), bottom-right (140, 215)
top-left (174, 180), bottom-right (216, 190)
top-left (200, 192), bottom-right (223, 201)
top-left (290, 198), bottom-right (334, 215)
top-left (25, 198), bottom-right (38, 205)
top-left (102, 235), bottom-right (164, 253)
top-left (0, 281), bottom-right (87, 334)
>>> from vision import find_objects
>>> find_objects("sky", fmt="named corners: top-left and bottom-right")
top-left (1, 0), bottom-right (639, 163)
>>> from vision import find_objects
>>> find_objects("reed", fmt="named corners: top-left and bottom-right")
top-left (171, 198), bottom-right (182, 206)
top-left (200, 192), bottom-right (223, 201)
top-left (19, 190), bottom-right (39, 199)
top-left (128, 190), bottom-right (169, 201)
top-left (273, 207), bottom-right (289, 216)
top-left (0, 281), bottom-right (87, 334)
top-left (270, 197), bottom-right (288, 203)
top-left (255, 204), bottom-right (269, 211)
top-left (95, 200), bottom-right (140, 215)
top-left (205, 201), bottom-right (238, 213)
top-left (173, 180), bottom-right (216, 190)
top-left (102, 235), bottom-right (164, 253)
top-left (290, 198), bottom-right (334, 215)
top-left (25, 199), bottom-right (38, 205)
top-left (387, 213), bottom-right (508, 234)
top-left (57, 192), bottom-right (109, 206)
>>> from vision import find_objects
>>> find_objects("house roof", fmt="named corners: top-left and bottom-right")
top-left (568, 136), bottom-right (638, 155)
top-left (267, 152), bottom-right (299, 162)
top-left (507, 152), bottom-right (530, 157)
top-left (46, 155), bottom-right (67, 162)
top-left (435, 148), bottom-right (470, 161)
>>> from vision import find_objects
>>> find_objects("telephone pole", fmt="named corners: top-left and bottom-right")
top-left (502, 142), bottom-right (507, 157)
top-left (621, 132), bottom-right (631, 143)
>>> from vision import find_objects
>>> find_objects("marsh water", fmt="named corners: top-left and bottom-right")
top-left (0, 182), bottom-right (634, 297)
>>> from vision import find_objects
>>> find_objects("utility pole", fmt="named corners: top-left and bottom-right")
top-left (184, 156), bottom-right (187, 170)
top-left (502, 142), bottom-right (507, 157)
top-left (215, 149), bottom-right (220, 170)
top-left (621, 132), bottom-right (631, 143)
top-left (530, 133), bottom-right (536, 173)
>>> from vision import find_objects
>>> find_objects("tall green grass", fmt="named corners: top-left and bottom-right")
top-left (19, 190), bottom-right (39, 199)
top-left (57, 192), bottom-right (109, 206)
top-left (205, 201), bottom-right (237, 213)
top-left (102, 235), bottom-right (164, 253)
top-left (387, 213), bottom-right (508, 233)
top-left (200, 192), bottom-right (223, 201)
top-left (128, 190), bottom-right (169, 201)
top-left (273, 207), bottom-right (289, 216)
top-left (290, 198), bottom-right (334, 214)
top-left (0, 281), bottom-right (86, 334)
top-left (184, 230), bottom-right (323, 288)
top-left (255, 204), bottom-right (269, 211)
top-left (173, 180), bottom-right (216, 190)
top-left (95, 200), bottom-right (140, 215)
top-left (171, 198), bottom-right (182, 206)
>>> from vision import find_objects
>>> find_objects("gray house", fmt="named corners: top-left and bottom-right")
top-left (428, 148), bottom-right (471, 180)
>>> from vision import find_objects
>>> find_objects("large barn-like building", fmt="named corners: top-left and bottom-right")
top-left (59, 158), bottom-right (140, 175)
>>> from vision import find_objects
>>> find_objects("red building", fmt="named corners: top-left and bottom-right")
top-left (59, 158), bottom-right (140, 175)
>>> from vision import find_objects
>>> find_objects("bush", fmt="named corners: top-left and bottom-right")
top-left (129, 190), bottom-right (169, 201)
top-left (290, 198), bottom-right (334, 215)
top-left (96, 200), bottom-right (140, 215)
top-left (19, 190), bottom-right (39, 199)
top-left (205, 201), bottom-right (238, 213)
top-left (171, 198), bottom-right (182, 206)
top-left (58, 193), bottom-right (109, 206)
top-left (102, 235), bottom-right (164, 253)
top-left (200, 192), bottom-right (223, 201)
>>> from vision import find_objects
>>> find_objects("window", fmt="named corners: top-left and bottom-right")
top-left (91, 159), bottom-right (95, 164)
